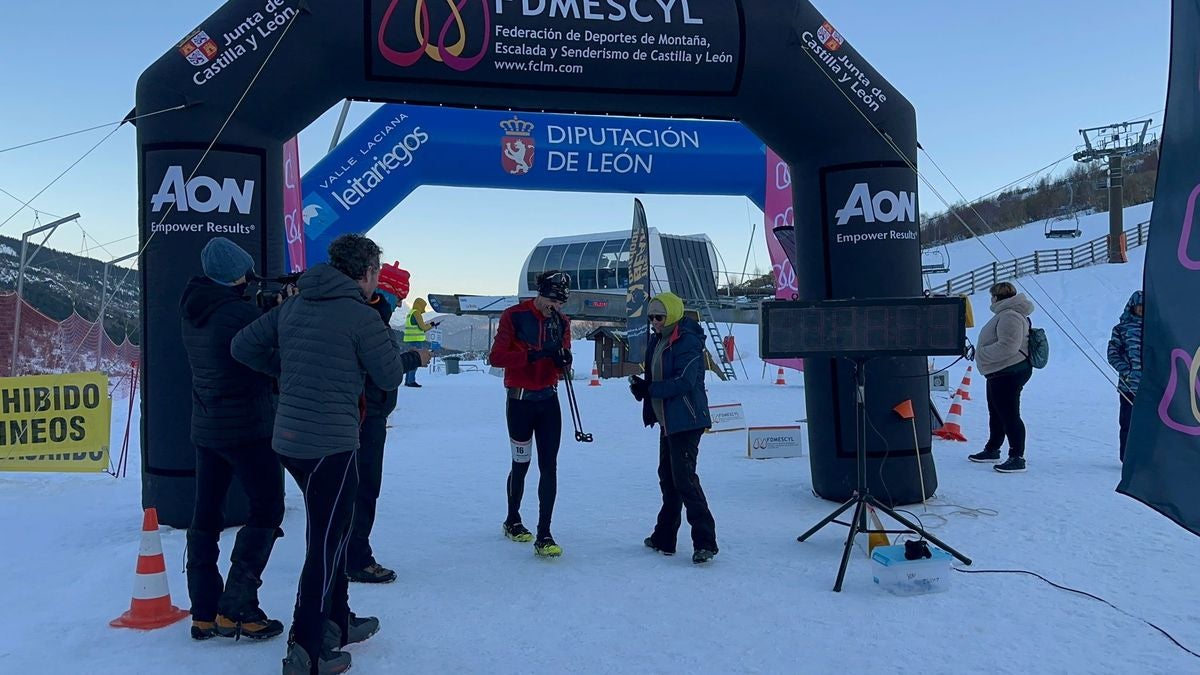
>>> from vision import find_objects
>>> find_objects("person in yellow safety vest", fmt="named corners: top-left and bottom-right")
top-left (403, 297), bottom-right (437, 387)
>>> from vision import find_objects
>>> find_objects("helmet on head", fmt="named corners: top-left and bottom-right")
top-left (536, 270), bottom-right (571, 303)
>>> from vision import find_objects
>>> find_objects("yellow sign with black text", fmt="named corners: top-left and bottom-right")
top-left (0, 372), bottom-right (111, 472)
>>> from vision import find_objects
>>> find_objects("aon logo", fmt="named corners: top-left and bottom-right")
top-left (835, 182), bottom-right (915, 226)
top-left (150, 166), bottom-right (255, 214)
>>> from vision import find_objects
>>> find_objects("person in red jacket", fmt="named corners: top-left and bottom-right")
top-left (488, 271), bottom-right (573, 557)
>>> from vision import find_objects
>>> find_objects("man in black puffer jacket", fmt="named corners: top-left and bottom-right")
top-left (232, 234), bottom-right (426, 675)
top-left (179, 236), bottom-right (285, 642)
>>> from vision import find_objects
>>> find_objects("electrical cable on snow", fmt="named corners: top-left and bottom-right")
top-left (953, 567), bottom-right (1200, 660)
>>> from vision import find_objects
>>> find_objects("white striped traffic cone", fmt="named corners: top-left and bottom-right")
top-left (956, 365), bottom-right (974, 401)
top-left (110, 508), bottom-right (190, 630)
top-left (589, 364), bottom-right (601, 386)
top-left (774, 367), bottom-right (787, 386)
top-left (933, 389), bottom-right (968, 442)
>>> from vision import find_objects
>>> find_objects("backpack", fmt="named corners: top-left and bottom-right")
top-left (1025, 318), bottom-right (1049, 369)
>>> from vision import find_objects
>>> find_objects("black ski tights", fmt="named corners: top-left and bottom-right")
top-left (504, 396), bottom-right (562, 538)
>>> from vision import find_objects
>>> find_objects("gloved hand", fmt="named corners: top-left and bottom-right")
top-left (369, 292), bottom-right (394, 324)
top-left (527, 349), bottom-right (556, 364)
top-left (551, 349), bottom-right (572, 368)
top-left (629, 375), bottom-right (648, 401)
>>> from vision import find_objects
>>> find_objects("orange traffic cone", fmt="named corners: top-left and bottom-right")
top-left (589, 364), bottom-right (601, 386)
top-left (110, 508), bottom-right (190, 630)
top-left (933, 389), bottom-right (968, 442)
top-left (774, 367), bottom-right (787, 386)
top-left (956, 365), bottom-right (974, 401)
top-left (866, 505), bottom-right (891, 555)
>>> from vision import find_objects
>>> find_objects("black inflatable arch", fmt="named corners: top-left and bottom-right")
top-left (137, 0), bottom-right (935, 527)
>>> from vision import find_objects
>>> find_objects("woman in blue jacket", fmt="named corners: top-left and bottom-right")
top-left (629, 292), bottom-right (718, 564)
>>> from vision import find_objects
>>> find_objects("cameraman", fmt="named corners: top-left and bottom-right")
top-left (232, 234), bottom-right (428, 674)
top-left (487, 270), bottom-right (572, 558)
top-left (179, 236), bottom-right (285, 641)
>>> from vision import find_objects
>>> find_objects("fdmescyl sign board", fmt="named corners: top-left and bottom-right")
top-left (369, 0), bottom-right (743, 94)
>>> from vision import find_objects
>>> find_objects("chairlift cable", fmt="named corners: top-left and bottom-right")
top-left (796, 44), bottom-right (1121, 392)
top-left (0, 124), bottom-right (123, 233)
top-left (917, 144), bottom-right (1115, 371)
top-left (62, 9), bottom-right (304, 368)
top-left (0, 104), bottom-right (187, 155)
top-left (920, 148), bottom-right (1115, 381)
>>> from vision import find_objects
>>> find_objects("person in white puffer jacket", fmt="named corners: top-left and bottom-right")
top-left (969, 281), bottom-right (1035, 473)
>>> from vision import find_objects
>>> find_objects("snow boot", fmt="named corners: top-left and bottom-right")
top-left (216, 607), bottom-right (284, 641)
top-left (643, 536), bottom-right (675, 556)
top-left (968, 449), bottom-right (1001, 463)
top-left (503, 522), bottom-right (534, 543)
top-left (281, 639), bottom-right (351, 675)
top-left (692, 549), bottom-right (717, 565)
top-left (191, 619), bottom-right (219, 641)
top-left (325, 614), bottom-right (380, 650)
top-left (347, 562), bottom-right (396, 584)
top-left (218, 526), bottom-right (281, 636)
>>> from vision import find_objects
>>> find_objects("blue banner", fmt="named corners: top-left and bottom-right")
top-left (301, 104), bottom-right (766, 264)
top-left (1119, 0), bottom-right (1200, 536)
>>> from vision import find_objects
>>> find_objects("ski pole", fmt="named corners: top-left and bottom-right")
top-left (561, 363), bottom-right (593, 442)
top-left (547, 307), bottom-right (592, 442)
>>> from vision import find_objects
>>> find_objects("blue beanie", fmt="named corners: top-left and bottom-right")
top-left (201, 237), bottom-right (254, 285)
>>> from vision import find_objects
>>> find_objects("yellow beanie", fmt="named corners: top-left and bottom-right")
top-left (648, 292), bottom-right (685, 326)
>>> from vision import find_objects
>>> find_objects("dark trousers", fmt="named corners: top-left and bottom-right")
top-left (347, 415), bottom-right (386, 570)
top-left (1119, 392), bottom-right (1135, 462)
top-left (982, 366), bottom-right (1034, 458)
top-left (650, 428), bottom-right (717, 553)
top-left (280, 451), bottom-right (359, 658)
top-left (505, 396), bottom-right (562, 538)
top-left (187, 440), bottom-right (284, 621)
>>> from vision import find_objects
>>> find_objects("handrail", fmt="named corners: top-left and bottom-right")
top-left (932, 219), bottom-right (1150, 296)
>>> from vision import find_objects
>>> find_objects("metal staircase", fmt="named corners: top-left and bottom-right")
top-left (683, 259), bottom-right (737, 380)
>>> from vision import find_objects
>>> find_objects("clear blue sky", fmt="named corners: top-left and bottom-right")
top-left (0, 1), bottom-right (1169, 303)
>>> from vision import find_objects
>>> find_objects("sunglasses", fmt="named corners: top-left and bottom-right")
top-left (648, 314), bottom-right (665, 321)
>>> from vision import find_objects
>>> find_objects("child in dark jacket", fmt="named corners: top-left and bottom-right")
top-left (1107, 290), bottom-right (1143, 462)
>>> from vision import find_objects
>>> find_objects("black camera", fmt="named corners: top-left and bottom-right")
top-left (904, 539), bottom-right (932, 560)
top-left (249, 271), bottom-right (302, 311)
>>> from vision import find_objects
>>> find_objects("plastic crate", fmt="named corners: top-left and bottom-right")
top-left (870, 544), bottom-right (952, 596)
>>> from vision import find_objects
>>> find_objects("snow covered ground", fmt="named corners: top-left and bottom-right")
top-left (4, 213), bottom-right (1200, 673)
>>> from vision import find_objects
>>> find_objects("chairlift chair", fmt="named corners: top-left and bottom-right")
top-left (920, 248), bottom-right (950, 274)
top-left (1044, 211), bottom-right (1082, 239)
top-left (1044, 182), bottom-right (1083, 239)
